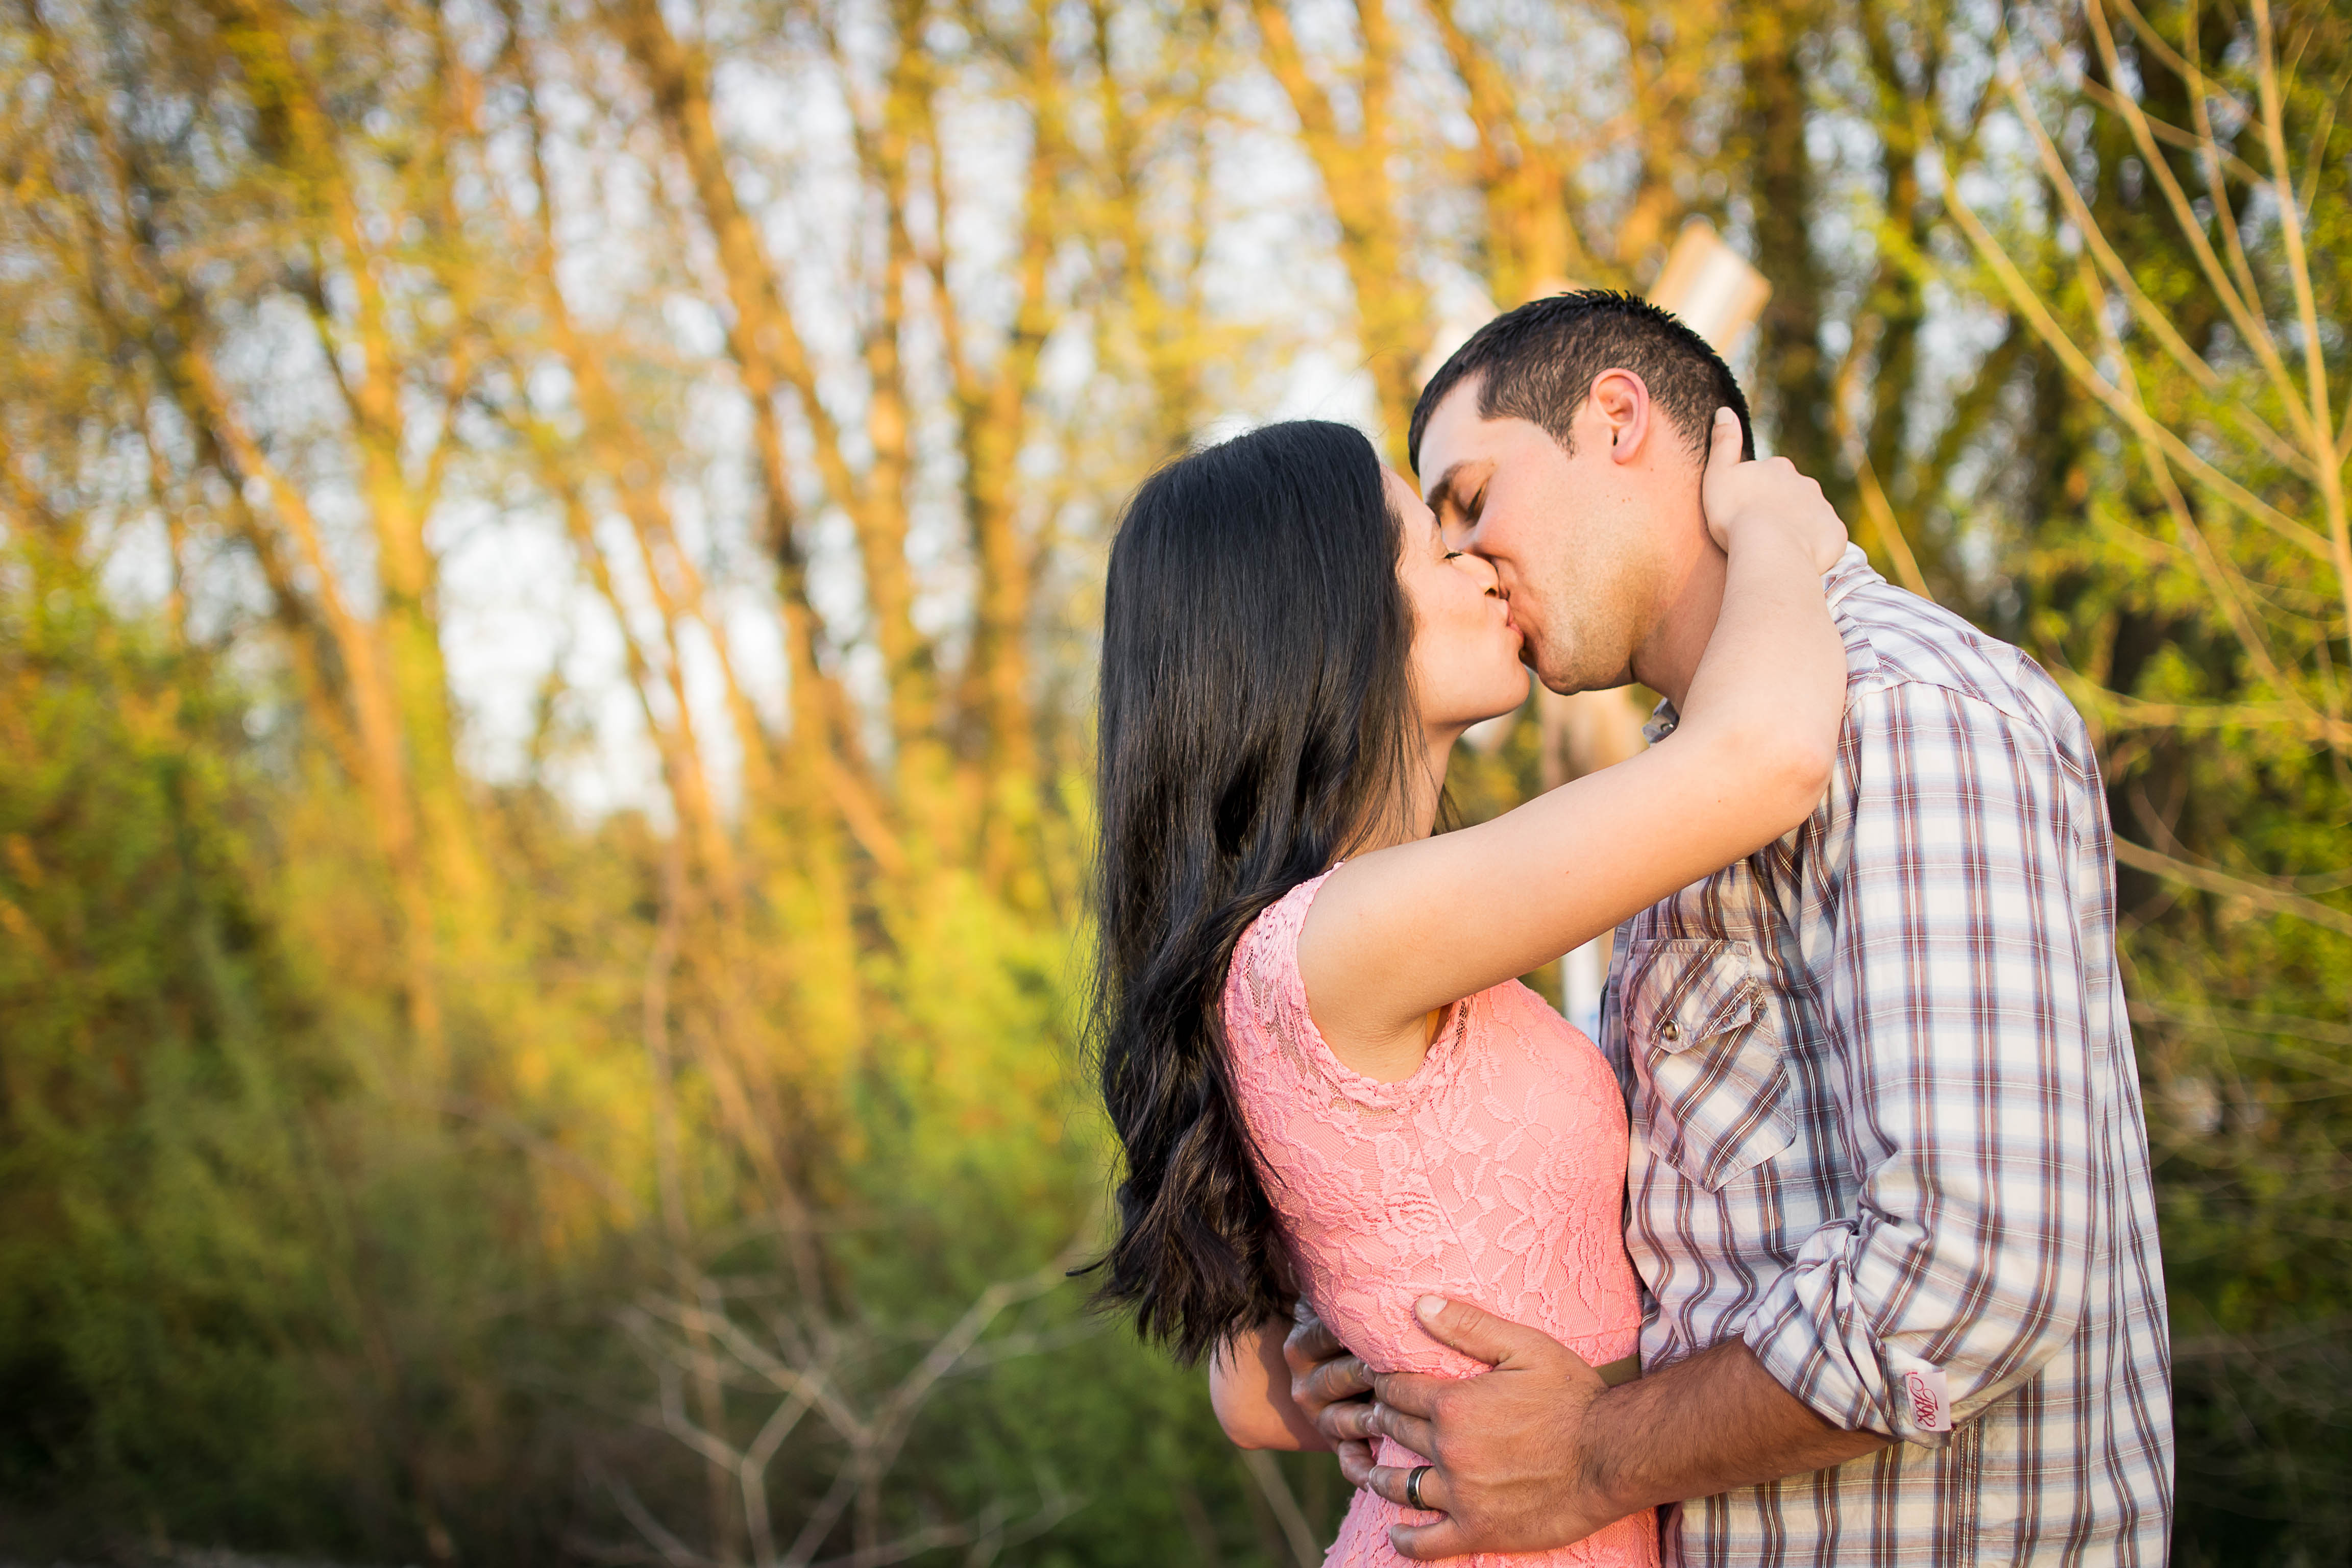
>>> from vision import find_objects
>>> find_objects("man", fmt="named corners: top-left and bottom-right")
top-left (1286, 292), bottom-right (2173, 1564)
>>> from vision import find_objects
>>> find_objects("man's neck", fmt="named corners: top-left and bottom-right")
top-left (1628, 541), bottom-right (1728, 713)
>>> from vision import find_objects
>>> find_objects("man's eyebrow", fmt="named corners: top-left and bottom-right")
top-left (1423, 461), bottom-right (1474, 514)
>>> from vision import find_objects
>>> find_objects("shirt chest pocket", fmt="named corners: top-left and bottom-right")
top-left (1623, 939), bottom-right (1793, 1190)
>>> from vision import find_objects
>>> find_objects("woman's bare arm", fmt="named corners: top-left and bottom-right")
top-left (1301, 413), bottom-right (1849, 1074)
top-left (1210, 1318), bottom-right (1332, 1451)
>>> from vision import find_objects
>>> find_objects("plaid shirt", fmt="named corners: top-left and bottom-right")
top-left (1600, 548), bottom-right (2173, 1565)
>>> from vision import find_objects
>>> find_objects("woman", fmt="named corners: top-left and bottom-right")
top-left (1090, 414), bottom-right (1847, 1565)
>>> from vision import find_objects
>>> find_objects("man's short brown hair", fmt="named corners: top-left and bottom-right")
top-left (1407, 290), bottom-right (1755, 473)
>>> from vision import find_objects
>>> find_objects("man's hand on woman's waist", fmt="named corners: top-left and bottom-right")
top-left (1300, 1294), bottom-right (1888, 1560)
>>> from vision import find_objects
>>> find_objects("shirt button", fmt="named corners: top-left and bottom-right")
top-left (1660, 1020), bottom-right (1681, 1041)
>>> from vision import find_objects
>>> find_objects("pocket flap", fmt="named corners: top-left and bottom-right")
top-left (1626, 940), bottom-right (1765, 1054)
top-left (1622, 939), bottom-right (1792, 1191)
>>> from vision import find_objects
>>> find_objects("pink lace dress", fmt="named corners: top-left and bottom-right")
top-left (1222, 870), bottom-right (1657, 1568)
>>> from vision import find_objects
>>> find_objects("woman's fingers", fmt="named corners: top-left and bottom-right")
top-left (1336, 1438), bottom-right (1376, 1487)
top-left (1697, 406), bottom-right (1848, 568)
top-left (1709, 405), bottom-right (1744, 460)
top-left (1699, 407), bottom-right (1746, 549)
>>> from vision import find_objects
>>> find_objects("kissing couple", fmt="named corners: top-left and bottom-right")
top-left (1088, 293), bottom-right (2174, 1565)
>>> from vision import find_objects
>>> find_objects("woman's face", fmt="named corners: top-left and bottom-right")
top-left (1385, 467), bottom-right (1528, 737)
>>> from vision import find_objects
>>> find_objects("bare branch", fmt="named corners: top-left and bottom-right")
top-left (2249, 0), bottom-right (2351, 609)
top-left (2112, 838), bottom-right (2352, 937)
top-left (1930, 135), bottom-right (2332, 562)
top-left (2131, 999), bottom-right (2352, 1052)
top-left (2077, 0), bottom-right (2314, 447)
top-left (605, 1468), bottom-right (726, 1568)
top-left (1239, 1451), bottom-right (1322, 1568)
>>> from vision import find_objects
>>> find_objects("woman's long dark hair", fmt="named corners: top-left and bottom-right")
top-left (1089, 420), bottom-right (1420, 1363)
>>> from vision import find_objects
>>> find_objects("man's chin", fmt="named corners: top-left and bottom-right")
top-left (1538, 673), bottom-right (1633, 698)
top-left (1521, 644), bottom-right (1586, 696)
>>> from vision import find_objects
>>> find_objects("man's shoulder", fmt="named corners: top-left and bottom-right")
top-left (1832, 571), bottom-right (2087, 763)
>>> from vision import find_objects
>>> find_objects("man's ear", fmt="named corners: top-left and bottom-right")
top-left (1588, 369), bottom-right (1654, 465)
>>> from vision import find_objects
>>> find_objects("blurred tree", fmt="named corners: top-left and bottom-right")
top-left (1243, 0), bottom-right (1431, 461)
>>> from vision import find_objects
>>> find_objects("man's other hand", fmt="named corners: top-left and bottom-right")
top-left (1359, 1295), bottom-right (1624, 1559)
top-left (1283, 1302), bottom-right (1377, 1482)
top-left (1361, 1294), bottom-right (1893, 1560)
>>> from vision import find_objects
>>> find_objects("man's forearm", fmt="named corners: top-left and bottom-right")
top-left (1583, 1340), bottom-right (1888, 1513)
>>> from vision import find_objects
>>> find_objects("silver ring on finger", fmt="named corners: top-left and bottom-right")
top-left (1405, 1464), bottom-right (1433, 1512)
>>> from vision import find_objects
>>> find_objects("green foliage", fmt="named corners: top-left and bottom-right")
top-left (0, 543), bottom-right (1333, 1564)
top-left (1, 549), bottom-right (351, 1545)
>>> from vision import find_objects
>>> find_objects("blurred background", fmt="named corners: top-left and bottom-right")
top-left (1, 0), bottom-right (2345, 1562)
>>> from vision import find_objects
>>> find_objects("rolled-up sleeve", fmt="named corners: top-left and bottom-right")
top-left (1742, 680), bottom-right (2097, 1447)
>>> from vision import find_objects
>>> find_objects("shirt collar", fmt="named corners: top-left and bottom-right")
top-left (1822, 543), bottom-right (1878, 612)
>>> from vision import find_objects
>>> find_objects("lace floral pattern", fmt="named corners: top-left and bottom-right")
top-left (1223, 870), bottom-right (1657, 1568)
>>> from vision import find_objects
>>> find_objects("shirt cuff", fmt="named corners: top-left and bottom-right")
top-left (1741, 1259), bottom-right (1957, 1450)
